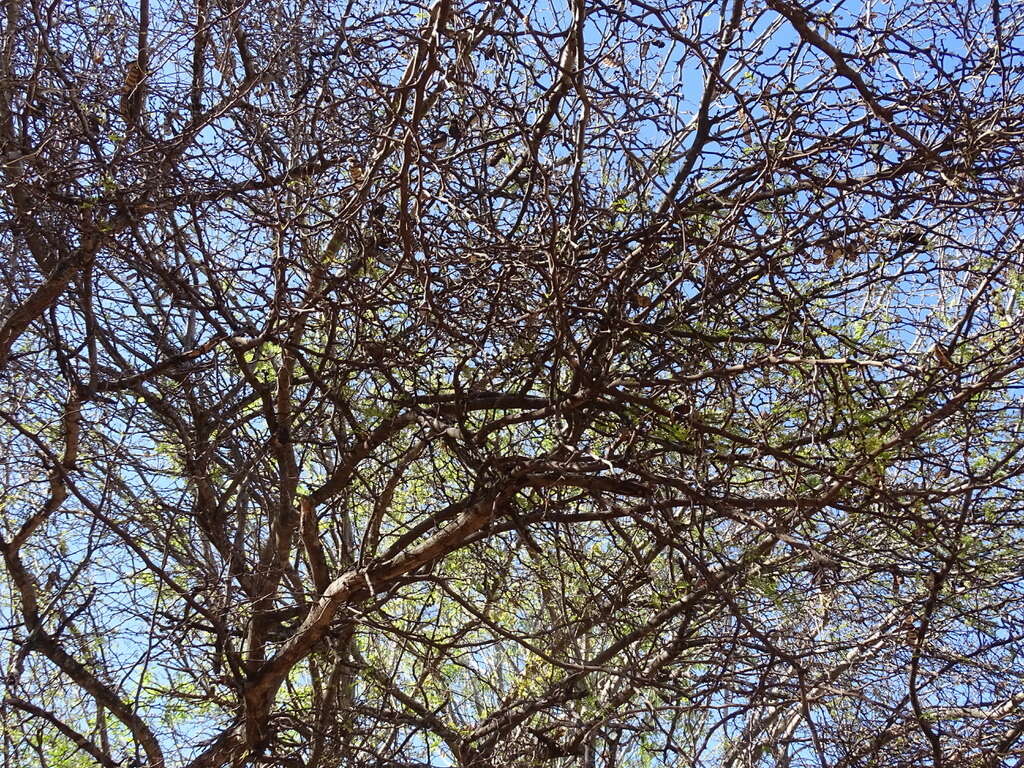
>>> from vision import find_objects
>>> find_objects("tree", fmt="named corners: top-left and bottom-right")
top-left (1, 0), bottom-right (1023, 765)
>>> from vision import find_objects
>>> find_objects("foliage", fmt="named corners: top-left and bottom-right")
top-left (1, 0), bottom-right (1024, 766)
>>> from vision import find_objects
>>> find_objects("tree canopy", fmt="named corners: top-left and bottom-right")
top-left (2, 0), bottom-right (1024, 766)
